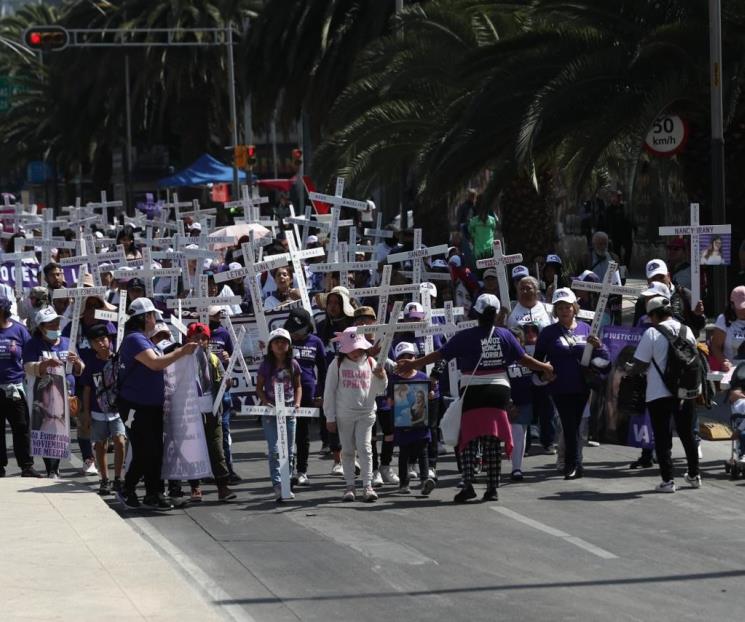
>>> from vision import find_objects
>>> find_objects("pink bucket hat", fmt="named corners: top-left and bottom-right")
top-left (333, 326), bottom-right (373, 353)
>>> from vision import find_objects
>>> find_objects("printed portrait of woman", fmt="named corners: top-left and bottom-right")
top-left (410, 390), bottom-right (427, 426)
top-left (701, 235), bottom-right (725, 266)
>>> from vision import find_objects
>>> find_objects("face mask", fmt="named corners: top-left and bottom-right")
top-left (45, 330), bottom-right (61, 341)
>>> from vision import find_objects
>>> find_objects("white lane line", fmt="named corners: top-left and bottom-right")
top-left (131, 517), bottom-right (258, 622)
top-left (492, 507), bottom-right (618, 560)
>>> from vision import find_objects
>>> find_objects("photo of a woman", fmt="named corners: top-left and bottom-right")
top-left (701, 235), bottom-right (725, 265)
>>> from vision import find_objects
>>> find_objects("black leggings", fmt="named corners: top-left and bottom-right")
top-left (120, 401), bottom-right (164, 498)
top-left (371, 410), bottom-right (394, 470)
top-left (398, 439), bottom-right (429, 487)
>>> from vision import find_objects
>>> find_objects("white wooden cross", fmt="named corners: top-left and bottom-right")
top-left (21, 237), bottom-right (77, 269)
top-left (39, 208), bottom-right (70, 241)
top-left (111, 247), bottom-right (181, 299)
top-left (6, 238), bottom-right (37, 299)
top-left (308, 177), bottom-right (368, 261)
top-left (211, 325), bottom-right (251, 414)
top-left (180, 198), bottom-right (217, 221)
top-left (285, 231), bottom-right (314, 316)
top-left (658, 202), bottom-right (731, 306)
top-left (87, 191), bottom-right (123, 223)
top-left (346, 269), bottom-right (434, 323)
top-left (475, 240), bottom-right (523, 312)
top-left (242, 383), bottom-right (319, 500)
top-left (386, 229), bottom-right (449, 301)
top-left (94, 291), bottom-right (128, 352)
top-left (571, 261), bottom-right (644, 366)
top-left (363, 212), bottom-right (393, 246)
top-left (0, 196), bottom-right (40, 233)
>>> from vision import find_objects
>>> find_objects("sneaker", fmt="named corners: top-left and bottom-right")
top-left (143, 494), bottom-right (174, 511)
top-left (47, 471), bottom-right (61, 480)
top-left (684, 472), bottom-right (702, 489)
top-left (482, 487), bottom-right (499, 502)
top-left (454, 484), bottom-right (477, 504)
top-left (218, 486), bottom-right (237, 501)
top-left (330, 462), bottom-right (344, 476)
top-left (564, 468), bottom-right (578, 480)
top-left (379, 465), bottom-right (400, 485)
top-left (372, 470), bottom-right (384, 488)
top-left (363, 486), bottom-right (378, 502)
top-left (575, 466), bottom-right (584, 479)
top-left (655, 480), bottom-right (676, 493)
top-left (20, 467), bottom-right (43, 478)
top-left (296, 472), bottom-right (310, 486)
top-left (117, 491), bottom-right (141, 510)
top-left (190, 488), bottom-right (203, 503)
top-left (82, 458), bottom-right (99, 476)
top-left (421, 478), bottom-right (436, 496)
top-left (113, 478), bottom-right (124, 494)
top-left (227, 471), bottom-right (243, 484)
top-left (354, 460), bottom-right (361, 476)
top-left (398, 485), bottom-right (411, 494)
top-left (586, 440), bottom-right (600, 447)
top-left (629, 457), bottom-right (654, 469)
top-left (408, 466), bottom-right (418, 480)
top-left (427, 468), bottom-right (437, 481)
top-left (342, 487), bottom-right (356, 502)
top-left (98, 479), bottom-right (112, 495)
top-left (511, 469), bottom-right (524, 481)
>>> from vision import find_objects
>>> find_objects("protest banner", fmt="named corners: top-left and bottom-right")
top-left (28, 366), bottom-right (70, 460)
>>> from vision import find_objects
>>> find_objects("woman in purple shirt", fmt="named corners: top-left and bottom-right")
top-left (117, 297), bottom-right (198, 511)
top-left (534, 288), bottom-right (609, 480)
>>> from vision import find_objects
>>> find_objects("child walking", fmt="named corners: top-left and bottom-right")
top-left (323, 327), bottom-right (387, 502)
top-left (256, 328), bottom-right (302, 502)
top-left (388, 342), bottom-right (436, 495)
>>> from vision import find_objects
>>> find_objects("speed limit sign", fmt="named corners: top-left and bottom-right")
top-left (644, 115), bottom-right (688, 156)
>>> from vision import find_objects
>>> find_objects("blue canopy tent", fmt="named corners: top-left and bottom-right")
top-left (157, 153), bottom-right (246, 187)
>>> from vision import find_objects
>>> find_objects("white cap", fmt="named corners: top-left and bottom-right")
top-left (394, 341), bottom-right (417, 359)
top-left (268, 328), bottom-right (291, 344)
top-left (94, 231), bottom-right (104, 239)
top-left (483, 268), bottom-right (498, 279)
top-left (128, 297), bottom-right (163, 319)
top-left (646, 296), bottom-right (670, 314)
top-left (511, 265), bottom-right (529, 280)
top-left (404, 302), bottom-right (425, 318)
top-left (228, 262), bottom-right (242, 271)
top-left (552, 287), bottom-right (577, 305)
top-left (473, 293), bottom-right (500, 315)
top-left (645, 259), bottom-right (668, 279)
top-left (546, 254), bottom-right (562, 265)
top-left (431, 259), bottom-right (448, 269)
top-left (306, 234), bottom-right (319, 245)
top-left (34, 306), bottom-right (60, 326)
top-left (98, 262), bottom-right (115, 274)
top-left (190, 222), bottom-right (202, 232)
top-left (641, 281), bottom-right (671, 298)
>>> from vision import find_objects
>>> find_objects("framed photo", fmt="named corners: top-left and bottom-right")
top-left (699, 233), bottom-right (731, 266)
top-left (393, 381), bottom-right (429, 428)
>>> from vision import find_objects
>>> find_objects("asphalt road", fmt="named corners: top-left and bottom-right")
top-left (7, 402), bottom-right (744, 622)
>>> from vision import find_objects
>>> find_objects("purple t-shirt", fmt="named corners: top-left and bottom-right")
top-left (534, 321), bottom-right (608, 396)
top-left (208, 325), bottom-right (233, 365)
top-left (22, 335), bottom-right (76, 393)
top-left (79, 355), bottom-right (110, 414)
top-left (439, 326), bottom-right (525, 376)
top-left (257, 358), bottom-right (302, 406)
top-left (119, 331), bottom-right (164, 406)
top-left (507, 361), bottom-right (533, 406)
top-left (291, 333), bottom-right (327, 398)
top-left (0, 321), bottom-right (31, 385)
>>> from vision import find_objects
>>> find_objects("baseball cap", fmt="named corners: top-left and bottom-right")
top-left (483, 268), bottom-right (498, 280)
top-left (431, 259), bottom-right (449, 270)
top-left (511, 265), bottom-right (529, 280)
top-left (127, 277), bottom-right (146, 291)
top-left (34, 306), bottom-right (60, 326)
top-left (208, 305), bottom-right (223, 317)
top-left (30, 286), bottom-right (48, 301)
top-left (552, 287), bottom-right (577, 305)
top-left (473, 293), bottom-right (500, 315)
top-left (86, 323), bottom-right (116, 339)
top-left (404, 302), bottom-right (425, 319)
top-left (353, 306), bottom-right (377, 321)
top-left (187, 322), bottom-right (211, 339)
top-left (731, 286), bottom-right (745, 311)
top-left (546, 254), bottom-right (562, 265)
top-left (190, 222), bottom-right (202, 232)
top-left (268, 328), bottom-right (291, 345)
top-left (284, 307), bottom-right (314, 333)
top-left (394, 342), bottom-right (417, 359)
top-left (128, 297), bottom-right (162, 319)
top-left (151, 322), bottom-right (171, 337)
top-left (641, 281), bottom-right (671, 299)
top-left (306, 235), bottom-right (319, 245)
top-left (228, 262), bottom-right (242, 271)
top-left (645, 259), bottom-right (668, 280)
top-left (646, 296), bottom-right (670, 314)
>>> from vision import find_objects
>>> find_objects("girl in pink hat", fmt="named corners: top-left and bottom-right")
top-left (323, 327), bottom-right (387, 502)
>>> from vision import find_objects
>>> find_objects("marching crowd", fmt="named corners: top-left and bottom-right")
top-left (0, 189), bottom-right (743, 511)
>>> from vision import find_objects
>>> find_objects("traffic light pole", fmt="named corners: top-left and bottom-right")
top-left (226, 24), bottom-right (240, 199)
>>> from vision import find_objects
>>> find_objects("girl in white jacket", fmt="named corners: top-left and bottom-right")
top-left (323, 327), bottom-right (387, 502)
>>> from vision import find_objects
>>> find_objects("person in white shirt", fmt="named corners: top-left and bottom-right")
top-left (628, 296), bottom-right (701, 493)
top-left (506, 277), bottom-right (554, 330)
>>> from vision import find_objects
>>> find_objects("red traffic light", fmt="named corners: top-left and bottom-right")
top-left (246, 145), bottom-right (256, 158)
top-left (23, 26), bottom-right (69, 51)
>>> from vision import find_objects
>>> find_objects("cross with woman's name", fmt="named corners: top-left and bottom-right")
top-left (211, 325), bottom-right (251, 415)
top-left (6, 238), bottom-right (37, 299)
top-left (87, 191), bottom-right (123, 222)
top-left (285, 232), bottom-right (314, 315)
top-left (658, 202), bottom-right (731, 307)
top-left (94, 291), bottom-right (128, 352)
top-left (308, 177), bottom-right (368, 261)
top-left (225, 185), bottom-right (269, 223)
top-left (363, 212), bottom-right (393, 246)
top-left (21, 237), bottom-right (77, 268)
top-left (476, 240), bottom-right (523, 312)
top-left (241, 383), bottom-right (319, 500)
top-left (571, 261), bottom-right (644, 366)
top-left (386, 230), bottom-right (449, 301)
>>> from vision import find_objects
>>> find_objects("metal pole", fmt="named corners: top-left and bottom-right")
top-left (396, 0), bottom-right (405, 228)
top-left (226, 24), bottom-right (240, 199)
top-left (709, 0), bottom-right (726, 310)
top-left (124, 54), bottom-right (134, 215)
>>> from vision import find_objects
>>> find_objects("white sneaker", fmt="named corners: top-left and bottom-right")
top-left (342, 487), bottom-right (355, 502)
top-left (655, 480), bottom-right (676, 493)
top-left (408, 467), bottom-right (418, 480)
top-left (362, 486), bottom-right (378, 502)
top-left (330, 462), bottom-right (344, 476)
top-left (296, 472), bottom-right (310, 486)
top-left (427, 468), bottom-right (436, 481)
top-left (372, 470), bottom-right (384, 487)
top-left (82, 458), bottom-right (98, 476)
top-left (379, 465), bottom-right (400, 485)
top-left (684, 472), bottom-right (702, 489)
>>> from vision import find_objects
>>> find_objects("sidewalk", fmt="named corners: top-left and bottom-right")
top-left (0, 477), bottom-right (224, 622)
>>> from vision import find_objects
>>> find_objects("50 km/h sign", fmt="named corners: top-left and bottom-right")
top-left (644, 114), bottom-right (688, 157)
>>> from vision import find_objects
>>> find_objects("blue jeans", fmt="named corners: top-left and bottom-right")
top-left (262, 415), bottom-right (296, 486)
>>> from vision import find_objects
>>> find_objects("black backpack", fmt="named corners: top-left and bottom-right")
top-left (650, 324), bottom-right (703, 400)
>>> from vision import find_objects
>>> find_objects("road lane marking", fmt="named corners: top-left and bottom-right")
top-left (492, 507), bottom-right (618, 560)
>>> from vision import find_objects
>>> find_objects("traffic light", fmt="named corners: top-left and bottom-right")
top-left (246, 144), bottom-right (256, 168)
top-left (23, 26), bottom-right (69, 51)
top-left (234, 145), bottom-right (247, 169)
top-left (292, 148), bottom-right (303, 167)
